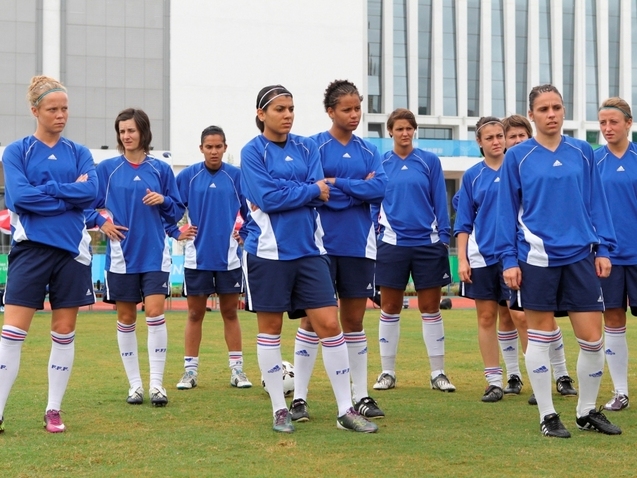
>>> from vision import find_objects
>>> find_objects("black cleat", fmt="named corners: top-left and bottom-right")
top-left (503, 374), bottom-right (523, 395)
top-left (541, 413), bottom-right (571, 438)
top-left (354, 396), bottom-right (385, 418)
top-left (481, 385), bottom-right (504, 403)
top-left (556, 376), bottom-right (577, 396)
top-left (289, 398), bottom-right (310, 422)
top-left (576, 407), bottom-right (622, 435)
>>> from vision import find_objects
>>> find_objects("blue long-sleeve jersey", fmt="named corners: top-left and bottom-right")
top-left (169, 162), bottom-right (247, 271)
top-left (595, 143), bottom-right (637, 265)
top-left (372, 148), bottom-right (450, 246)
top-left (87, 155), bottom-right (184, 273)
top-left (311, 132), bottom-right (387, 259)
top-left (3, 136), bottom-right (97, 265)
top-left (240, 133), bottom-right (326, 261)
top-left (496, 136), bottom-right (616, 270)
top-left (454, 161), bottom-right (502, 268)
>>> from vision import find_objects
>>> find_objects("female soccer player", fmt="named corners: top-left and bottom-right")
top-left (289, 80), bottom-right (387, 422)
top-left (241, 84), bottom-right (377, 434)
top-left (372, 108), bottom-right (455, 393)
top-left (455, 116), bottom-right (516, 402)
top-left (496, 84), bottom-right (621, 438)
top-left (169, 125), bottom-right (252, 391)
top-left (595, 97), bottom-right (637, 412)
top-left (87, 108), bottom-right (184, 407)
top-left (502, 115), bottom-right (577, 406)
top-left (0, 76), bottom-right (97, 433)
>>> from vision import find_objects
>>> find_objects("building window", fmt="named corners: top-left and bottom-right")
top-left (394, 0), bottom-right (408, 109)
top-left (539, 0), bottom-right (552, 84)
top-left (467, 0), bottom-right (480, 117)
top-left (368, 0), bottom-right (383, 114)
top-left (632, 131), bottom-right (637, 143)
top-left (418, 0), bottom-right (433, 115)
top-left (586, 130), bottom-right (599, 144)
top-left (608, 0), bottom-right (621, 98)
top-left (586, 0), bottom-right (599, 121)
top-left (515, 0), bottom-right (528, 115)
top-left (418, 127), bottom-right (453, 140)
top-left (368, 123), bottom-right (385, 138)
top-left (491, 0), bottom-right (505, 117)
top-left (562, 0), bottom-right (575, 120)
top-left (563, 129), bottom-right (575, 137)
top-left (442, 0), bottom-right (457, 116)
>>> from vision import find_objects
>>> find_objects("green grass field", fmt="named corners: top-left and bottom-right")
top-left (0, 308), bottom-right (635, 477)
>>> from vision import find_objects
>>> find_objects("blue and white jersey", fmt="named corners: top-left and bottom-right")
top-left (240, 133), bottom-right (326, 261)
top-left (3, 136), bottom-right (97, 265)
top-left (88, 155), bottom-right (184, 274)
top-left (496, 136), bottom-right (616, 270)
top-left (171, 162), bottom-right (247, 271)
top-left (595, 143), bottom-right (637, 265)
top-left (311, 132), bottom-right (387, 259)
top-left (372, 148), bottom-right (450, 246)
top-left (454, 161), bottom-right (502, 268)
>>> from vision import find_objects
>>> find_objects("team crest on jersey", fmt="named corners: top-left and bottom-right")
top-left (48, 154), bottom-right (57, 160)
top-left (284, 156), bottom-right (294, 162)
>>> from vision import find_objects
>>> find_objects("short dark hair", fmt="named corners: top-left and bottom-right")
top-left (255, 85), bottom-right (292, 133)
top-left (386, 108), bottom-right (417, 136)
top-left (323, 80), bottom-right (363, 112)
top-left (114, 108), bottom-right (152, 154)
top-left (502, 114), bottom-right (532, 137)
top-left (475, 116), bottom-right (504, 139)
top-left (201, 125), bottom-right (226, 144)
top-left (529, 84), bottom-right (563, 111)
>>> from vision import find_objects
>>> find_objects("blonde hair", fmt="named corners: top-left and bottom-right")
top-left (27, 75), bottom-right (67, 107)
top-left (599, 97), bottom-right (632, 119)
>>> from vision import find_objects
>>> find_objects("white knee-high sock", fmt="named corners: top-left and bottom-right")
top-left (422, 311), bottom-right (445, 378)
top-left (321, 333), bottom-right (353, 416)
top-left (184, 356), bottom-right (199, 373)
top-left (117, 321), bottom-right (142, 389)
top-left (292, 329), bottom-right (319, 401)
top-left (0, 326), bottom-right (27, 417)
top-left (257, 333), bottom-right (286, 414)
top-left (526, 329), bottom-right (556, 421)
top-left (484, 366), bottom-right (503, 388)
top-left (228, 351), bottom-right (243, 370)
top-left (46, 331), bottom-right (75, 411)
top-left (549, 327), bottom-right (569, 380)
top-left (379, 310), bottom-right (400, 374)
top-left (345, 331), bottom-right (368, 402)
top-left (576, 337), bottom-right (604, 418)
top-left (147, 315), bottom-right (167, 389)
top-left (604, 325), bottom-right (628, 396)
top-left (498, 329), bottom-right (520, 378)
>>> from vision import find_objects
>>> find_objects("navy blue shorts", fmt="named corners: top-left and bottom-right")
top-left (515, 254), bottom-right (604, 312)
top-left (104, 271), bottom-right (170, 304)
top-left (183, 268), bottom-right (243, 296)
top-left (4, 241), bottom-right (94, 310)
top-left (600, 264), bottom-right (637, 316)
top-left (375, 241), bottom-right (451, 290)
top-left (243, 252), bottom-right (337, 313)
top-left (460, 263), bottom-right (510, 305)
top-left (328, 255), bottom-right (375, 299)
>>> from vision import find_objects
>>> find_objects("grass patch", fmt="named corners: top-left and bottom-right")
top-left (0, 308), bottom-right (635, 477)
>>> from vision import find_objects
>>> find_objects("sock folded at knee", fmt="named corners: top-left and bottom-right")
top-left (498, 329), bottom-right (520, 378)
top-left (321, 333), bottom-right (352, 417)
top-left (147, 315), bottom-right (167, 389)
top-left (422, 311), bottom-right (445, 376)
top-left (576, 337), bottom-right (604, 418)
top-left (47, 331), bottom-right (75, 411)
top-left (549, 327), bottom-right (569, 380)
top-left (344, 331), bottom-right (368, 402)
top-left (117, 321), bottom-right (142, 389)
top-left (604, 326), bottom-right (628, 396)
top-left (379, 311), bottom-right (400, 374)
top-left (0, 325), bottom-right (27, 417)
top-left (257, 333), bottom-right (286, 413)
top-left (526, 329), bottom-right (557, 421)
top-left (293, 329), bottom-right (319, 402)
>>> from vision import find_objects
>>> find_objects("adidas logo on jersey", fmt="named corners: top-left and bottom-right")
top-left (366, 283), bottom-right (373, 290)
top-left (343, 153), bottom-right (351, 158)
top-left (494, 177), bottom-right (500, 182)
top-left (358, 347), bottom-right (368, 355)
top-left (284, 156), bottom-right (294, 162)
top-left (162, 282), bottom-right (167, 288)
top-left (605, 348), bottom-right (616, 356)
top-left (442, 273), bottom-right (450, 279)
top-left (209, 183), bottom-right (217, 188)
top-left (617, 165), bottom-right (626, 172)
top-left (267, 364), bottom-right (281, 374)
top-left (401, 165), bottom-right (408, 170)
top-left (295, 349), bottom-right (310, 357)
top-left (48, 154), bottom-right (57, 160)
top-left (85, 289), bottom-right (92, 296)
top-left (553, 160), bottom-right (562, 167)
top-left (233, 282), bottom-right (241, 287)
top-left (589, 370), bottom-right (603, 378)
top-left (597, 295), bottom-right (604, 302)
top-left (133, 176), bottom-right (141, 181)
top-left (533, 365), bottom-right (549, 374)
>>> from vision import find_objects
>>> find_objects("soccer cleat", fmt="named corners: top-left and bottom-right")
top-left (289, 398), bottom-right (310, 422)
top-left (528, 393), bottom-right (537, 406)
top-left (373, 372), bottom-right (396, 390)
top-left (481, 385), bottom-right (504, 403)
top-left (604, 393), bottom-right (629, 412)
top-left (431, 373), bottom-right (456, 392)
top-left (336, 407), bottom-right (378, 433)
top-left (354, 396), bottom-right (385, 419)
top-left (43, 410), bottom-right (66, 433)
top-left (556, 376), bottom-right (577, 396)
top-left (540, 413), bottom-right (570, 438)
top-left (176, 370), bottom-right (198, 390)
top-left (150, 386), bottom-right (168, 407)
top-left (503, 374), bottom-right (523, 395)
top-left (273, 408), bottom-right (294, 433)
top-left (126, 386), bottom-right (144, 405)
top-left (576, 407), bottom-right (622, 435)
top-left (230, 369), bottom-right (252, 388)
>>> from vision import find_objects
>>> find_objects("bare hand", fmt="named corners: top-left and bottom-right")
top-left (232, 230), bottom-right (244, 245)
top-left (101, 221), bottom-right (128, 241)
top-left (178, 225), bottom-right (197, 241)
top-left (76, 173), bottom-right (88, 183)
top-left (316, 180), bottom-right (330, 202)
top-left (503, 267), bottom-right (522, 290)
top-left (365, 171), bottom-right (375, 180)
top-left (143, 188), bottom-right (165, 206)
top-left (324, 177), bottom-right (336, 185)
top-left (595, 257), bottom-right (612, 278)
top-left (458, 258), bottom-right (472, 283)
